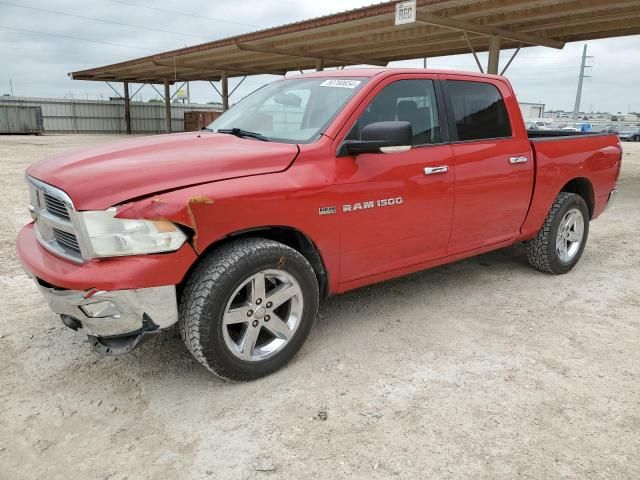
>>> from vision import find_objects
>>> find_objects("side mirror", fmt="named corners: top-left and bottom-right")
top-left (339, 121), bottom-right (412, 156)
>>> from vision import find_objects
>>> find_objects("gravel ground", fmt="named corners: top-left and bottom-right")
top-left (0, 134), bottom-right (638, 480)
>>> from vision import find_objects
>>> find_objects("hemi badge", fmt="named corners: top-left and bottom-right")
top-left (319, 206), bottom-right (336, 216)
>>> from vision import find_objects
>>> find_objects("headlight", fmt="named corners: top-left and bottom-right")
top-left (78, 209), bottom-right (187, 258)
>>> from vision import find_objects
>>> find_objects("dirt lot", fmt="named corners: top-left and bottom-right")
top-left (0, 134), bottom-right (638, 480)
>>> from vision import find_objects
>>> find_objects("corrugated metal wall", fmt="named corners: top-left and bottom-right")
top-left (0, 97), bottom-right (223, 133)
top-left (0, 105), bottom-right (44, 134)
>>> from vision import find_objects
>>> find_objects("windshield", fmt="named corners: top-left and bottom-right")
top-left (208, 77), bottom-right (368, 143)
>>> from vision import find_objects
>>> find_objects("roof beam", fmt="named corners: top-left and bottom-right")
top-left (152, 60), bottom-right (287, 77)
top-left (483, 0), bottom-right (640, 27)
top-left (236, 42), bottom-right (388, 67)
top-left (415, 11), bottom-right (565, 48)
top-left (513, 7), bottom-right (640, 33)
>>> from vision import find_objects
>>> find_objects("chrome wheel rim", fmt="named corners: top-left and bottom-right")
top-left (222, 269), bottom-right (303, 362)
top-left (556, 208), bottom-right (584, 263)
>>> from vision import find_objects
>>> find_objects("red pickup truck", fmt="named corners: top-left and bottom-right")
top-left (17, 69), bottom-right (621, 380)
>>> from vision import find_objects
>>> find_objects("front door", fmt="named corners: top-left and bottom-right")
top-left (332, 77), bottom-right (455, 284)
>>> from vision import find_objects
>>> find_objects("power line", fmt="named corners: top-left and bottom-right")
top-left (0, 45), bottom-right (134, 59)
top-left (0, 1), bottom-right (212, 41)
top-left (109, 0), bottom-right (259, 28)
top-left (0, 25), bottom-right (162, 52)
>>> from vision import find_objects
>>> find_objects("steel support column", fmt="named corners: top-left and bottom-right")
top-left (163, 79), bottom-right (171, 133)
top-left (123, 81), bottom-right (132, 134)
top-left (221, 73), bottom-right (229, 111)
top-left (487, 36), bottom-right (501, 75)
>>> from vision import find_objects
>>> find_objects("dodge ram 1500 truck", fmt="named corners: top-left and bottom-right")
top-left (17, 69), bottom-right (621, 380)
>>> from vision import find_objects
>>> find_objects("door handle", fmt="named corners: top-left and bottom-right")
top-left (509, 156), bottom-right (529, 165)
top-left (423, 165), bottom-right (449, 175)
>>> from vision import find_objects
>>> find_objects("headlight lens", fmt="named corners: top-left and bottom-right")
top-left (78, 209), bottom-right (187, 258)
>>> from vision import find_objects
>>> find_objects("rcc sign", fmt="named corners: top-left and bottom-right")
top-left (395, 0), bottom-right (417, 25)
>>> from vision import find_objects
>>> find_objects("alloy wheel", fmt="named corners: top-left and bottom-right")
top-left (222, 269), bottom-right (304, 362)
top-left (555, 208), bottom-right (585, 263)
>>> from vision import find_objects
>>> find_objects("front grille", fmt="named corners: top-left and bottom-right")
top-left (52, 228), bottom-right (81, 255)
top-left (43, 193), bottom-right (70, 219)
top-left (28, 176), bottom-right (85, 262)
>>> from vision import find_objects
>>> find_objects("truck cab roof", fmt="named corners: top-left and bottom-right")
top-left (286, 68), bottom-right (505, 81)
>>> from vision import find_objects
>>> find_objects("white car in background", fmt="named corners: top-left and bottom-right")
top-left (525, 118), bottom-right (553, 130)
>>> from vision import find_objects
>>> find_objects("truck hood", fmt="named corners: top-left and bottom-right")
top-left (27, 132), bottom-right (299, 210)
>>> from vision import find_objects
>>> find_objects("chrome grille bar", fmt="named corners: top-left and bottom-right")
top-left (27, 176), bottom-right (89, 263)
top-left (43, 193), bottom-right (70, 219)
top-left (52, 228), bottom-right (82, 255)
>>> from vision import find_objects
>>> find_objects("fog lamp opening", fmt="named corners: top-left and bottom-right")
top-left (80, 301), bottom-right (121, 318)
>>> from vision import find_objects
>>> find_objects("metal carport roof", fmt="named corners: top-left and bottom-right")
top-left (70, 0), bottom-right (640, 83)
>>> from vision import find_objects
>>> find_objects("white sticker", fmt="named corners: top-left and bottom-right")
top-left (320, 79), bottom-right (362, 89)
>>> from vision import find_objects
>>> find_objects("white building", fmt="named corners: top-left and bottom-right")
top-left (519, 102), bottom-right (545, 120)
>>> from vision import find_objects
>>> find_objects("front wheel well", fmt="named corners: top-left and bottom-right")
top-left (561, 177), bottom-right (595, 218)
top-left (194, 227), bottom-right (329, 298)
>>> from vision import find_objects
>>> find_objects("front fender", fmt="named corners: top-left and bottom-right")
top-left (114, 169), bottom-right (341, 294)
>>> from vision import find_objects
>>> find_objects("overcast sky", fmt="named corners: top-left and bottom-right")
top-left (1, 0), bottom-right (639, 113)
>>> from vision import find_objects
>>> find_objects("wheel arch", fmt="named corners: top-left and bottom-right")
top-left (189, 226), bottom-right (329, 298)
top-left (560, 177), bottom-right (595, 218)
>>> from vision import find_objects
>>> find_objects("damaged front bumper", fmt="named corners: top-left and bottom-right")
top-left (34, 280), bottom-right (178, 336)
top-left (17, 223), bottom-right (196, 355)
top-left (31, 278), bottom-right (179, 354)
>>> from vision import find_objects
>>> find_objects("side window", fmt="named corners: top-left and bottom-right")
top-left (446, 80), bottom-right (512, 141)
top-left (347, 79), bottom-right (441, 145)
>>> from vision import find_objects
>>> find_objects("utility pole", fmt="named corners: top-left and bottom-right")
top-left (123, 81), bottom-right (132, 135)
top-left (572, 44), bottom-right (593, 119)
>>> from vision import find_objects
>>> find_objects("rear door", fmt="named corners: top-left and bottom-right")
top-left (332, 75), bottom-right (455, 284)
top-left (442, 76), bottom-right (533, 255)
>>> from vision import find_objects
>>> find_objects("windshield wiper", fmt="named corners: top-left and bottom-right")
top-left (217, 128), bottom-right (270, 142)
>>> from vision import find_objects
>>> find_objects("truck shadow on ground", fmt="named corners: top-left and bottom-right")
top-left (118, 243), bottom-right (532, 382)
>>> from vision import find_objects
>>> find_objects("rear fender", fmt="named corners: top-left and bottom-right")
top-left (520, 137), bottom-right (620, 240)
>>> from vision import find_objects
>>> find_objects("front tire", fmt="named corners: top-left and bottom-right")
top-left (179, 238), bottom-right (319, 381)
top-left (525, 192), bottom-right (590, 274)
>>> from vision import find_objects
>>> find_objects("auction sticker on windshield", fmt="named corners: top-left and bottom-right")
top-left (320, 79), bottom-right (362, 89)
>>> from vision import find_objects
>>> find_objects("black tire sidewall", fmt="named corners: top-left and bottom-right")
top-left (198, 245), bottom-right (319, 380)
top-left (546, 195), bottom-right (590, 274)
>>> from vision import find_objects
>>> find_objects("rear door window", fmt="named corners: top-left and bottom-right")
top-left (446, 80), bottom-right (512, 141)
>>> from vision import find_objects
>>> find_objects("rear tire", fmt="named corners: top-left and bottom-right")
top-left (179, 238), bottom-right (319, 381)
top-left (525, 192), bottom-right (590, 274)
